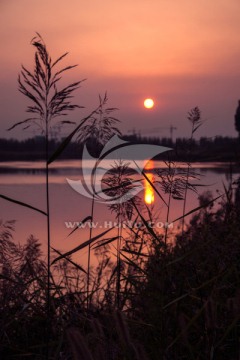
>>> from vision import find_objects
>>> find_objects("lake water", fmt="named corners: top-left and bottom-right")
top-left (0, 160), bottom-right (238, 265)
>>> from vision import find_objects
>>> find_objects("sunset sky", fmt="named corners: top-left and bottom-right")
top-left (1, 0), bottom-right (240, 140)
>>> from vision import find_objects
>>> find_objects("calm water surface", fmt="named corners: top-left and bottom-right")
top-left (0, 160), bottom-right (238, 264)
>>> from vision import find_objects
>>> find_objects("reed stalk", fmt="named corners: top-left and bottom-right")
top-left (181, 107), bottom-right (202, 234)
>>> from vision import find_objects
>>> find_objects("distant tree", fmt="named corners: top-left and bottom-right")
top-left (234, 100), bottom-right (240, 140)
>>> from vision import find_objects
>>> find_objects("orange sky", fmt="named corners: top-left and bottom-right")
top-left (1, 0), bottom-right (240, 139)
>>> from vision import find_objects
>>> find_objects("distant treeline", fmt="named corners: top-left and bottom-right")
top-left (0, 135), bottom-right (239, 162)
top-left (0, 136), bottom-right (81, 161)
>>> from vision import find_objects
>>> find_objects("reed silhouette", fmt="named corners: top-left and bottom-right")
top-left (0, 34), bottom-right (240, 360)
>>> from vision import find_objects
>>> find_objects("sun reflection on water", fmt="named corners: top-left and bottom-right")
top-left (144, 160), bottom-right (154, 205)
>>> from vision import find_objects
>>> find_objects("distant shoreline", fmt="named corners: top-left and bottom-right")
top-left (0, 135), bottom-right (240, 163)
top-left (0, 159), bottom-right (238, 175)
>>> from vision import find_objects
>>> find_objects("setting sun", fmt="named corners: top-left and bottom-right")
top-left (144, 98), bottom-right (154, 109)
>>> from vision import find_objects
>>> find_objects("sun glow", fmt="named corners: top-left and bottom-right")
top-left (144, 98), bottom-right (154, 109)
top-left (144, 160), bottom-right (155, 205)
top-left (145, 190), bottom-right (154, 205)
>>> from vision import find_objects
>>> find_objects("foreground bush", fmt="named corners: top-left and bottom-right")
top-left (1, 188), bottom-right (240, 359)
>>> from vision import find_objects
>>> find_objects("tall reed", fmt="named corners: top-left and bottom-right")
top-left (2, 34), bottom-right (239, 360)
top-left (181, 107), bottom-right (202, 233)
top-left (8, 33), bottom-right (84, 356)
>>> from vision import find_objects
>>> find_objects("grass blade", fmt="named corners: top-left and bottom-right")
top-left (171, 194), bottom-right (223, 223)
top-left (0, 194), bottom-right (47, 216)
top-left (131, 200), bottom-right (160, 243)
top-left (67, 216), bottom-right (92, 237)
top-left (92, 236), bottom-right (119, 249)
top-left (51, 247), bottom-right (87, 274)
top-left (51, 227), bottom-right (114, 265)
top-left (48, 106), bottom-right (100, 164)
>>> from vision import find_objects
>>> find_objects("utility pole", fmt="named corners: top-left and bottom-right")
top-left (127, 125), bottom-right (177, 141)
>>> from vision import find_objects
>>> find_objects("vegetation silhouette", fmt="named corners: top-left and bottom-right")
top-left (0, 34), bottom-right (240, 359)
top-left (1, 135), bottom-right (240, 162)
top-left (235, 99), bottom-right (240, 141)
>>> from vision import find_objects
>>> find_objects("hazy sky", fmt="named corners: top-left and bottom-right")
top-left (1, 0), bottom-right (240, 140)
